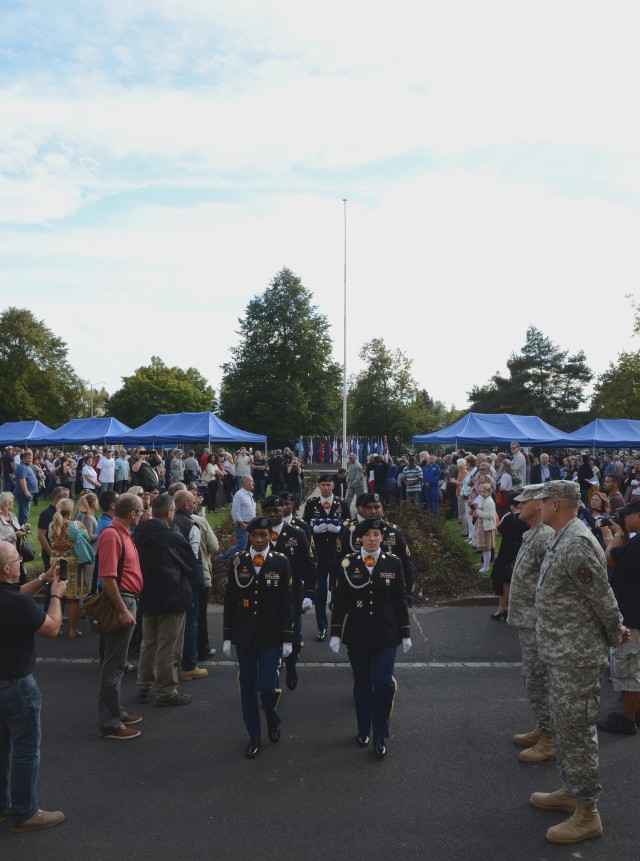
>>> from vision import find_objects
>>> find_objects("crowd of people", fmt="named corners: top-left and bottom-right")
top-left (0, 444), bottom-right (417, 833)
top-left (1, 438), bottom-right (638, 846)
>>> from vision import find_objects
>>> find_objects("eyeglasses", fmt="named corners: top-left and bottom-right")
top-left (133, 508), bottom-right (144, 515)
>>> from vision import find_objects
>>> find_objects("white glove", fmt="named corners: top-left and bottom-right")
top-left (282, 643), bottom-right (293, 658)
top-left (402, 638), bottom-right (412, 653)
top-left (326, 523), bottom-right (341, 534)
top-left (301, 597), bottom-right (313, 611)
top-left (313, 522), bottom-right (329, 534)
top-left (329, 636), bottom-right (341, 653)
top-left (222, 640), bottom-right (232, 656)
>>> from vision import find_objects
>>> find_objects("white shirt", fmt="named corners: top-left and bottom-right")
top-left (82, 465), bottom-right (98, 489)
top-left (231, 487), bottom-right (256, 525)
top-left (96, 456), bottom-right (116, 483)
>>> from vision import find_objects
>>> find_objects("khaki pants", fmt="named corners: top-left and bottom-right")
top-left (137, 612), bottom-right (186, 699)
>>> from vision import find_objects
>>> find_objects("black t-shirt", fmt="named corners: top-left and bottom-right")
top-left (251, 457), bottom-right (267, 478)
top-left (610, 534), bottom-right (640, 629)
top-left (2, 452), bottom-right (14, 477)
top-left (131, 460), bottom-right (159, 491)
top-left (38, 504), bottom-right (57, 566)
top-left (0, 582), bottom-right (46, 678)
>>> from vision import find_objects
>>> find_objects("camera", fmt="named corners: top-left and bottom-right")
top-left (597, 513), bottom-right (621, 528)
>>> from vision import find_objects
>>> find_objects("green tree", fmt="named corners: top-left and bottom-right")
top-left (220, 268), bottom-right (342, 448)
top-left (107, 357), bottom-right (217, 427)
top-left (347, 339), bottom-right (431, 444)
top-left (467, 326), bottom-right (592, 430)
top-left (0, 307), bottom-right (85, 426)
top-left (81, 385), bottom-right (109, 418)
top-left (590, 350), bottom-right (640, 419)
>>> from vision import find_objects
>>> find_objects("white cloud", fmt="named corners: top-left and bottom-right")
top-left (1, 0), bottom-right (640, 426)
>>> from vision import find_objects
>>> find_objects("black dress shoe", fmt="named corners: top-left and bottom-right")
top-left (245, 740), bottom-right (261, 759)
top-left (315, 629), bottom-right (327, 642)
top-left (373, 737), bottom-right (386, 758)
top-left (267, 721), bottom-right (281, 743)
top-left (357, 736), bottom-right (370, 747)
top-left (286, 666), bottom-right (298, 690)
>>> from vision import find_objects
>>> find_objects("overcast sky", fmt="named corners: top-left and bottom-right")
top-left (2, 0), bottom-right (639, 416)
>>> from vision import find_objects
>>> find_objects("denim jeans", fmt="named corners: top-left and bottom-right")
top-left (221, 526), bottom-right (248, 559)
top-left (181, 589), bottom-right (200, 671)
top-left (0, 675), bottom-right (42, 825)
top-left (98, 596), bottom-right (136, 733)
top-left (14, 492), bottom-right (31, 527)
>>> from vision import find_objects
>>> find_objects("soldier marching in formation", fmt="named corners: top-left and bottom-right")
top-left (330, 518), bottom-right (411, 757)
top-left (261, 494), bottom-right (317, 691)
top-left (222, 516), bottom-right (294, 759)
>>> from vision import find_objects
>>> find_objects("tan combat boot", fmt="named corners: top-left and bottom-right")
top-left (530, 787), bottom-right (577, 812)
top-left (512, 727), bottom-right (541, 748)
top-left (519, 730), bottom-right (555, 763)
top-left (546, 800), bottom-right (603, 845)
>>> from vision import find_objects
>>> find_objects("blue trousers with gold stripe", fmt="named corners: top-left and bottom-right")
top-left (236, 646), bottom-right (281, 744)
top-left (347, 647), bottom-right (397, 740)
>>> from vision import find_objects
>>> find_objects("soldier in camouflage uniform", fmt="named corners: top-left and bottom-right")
top-left (528, 481), bottom-right (629, 845)
top-left (507, 484), bottom-right (555, 764)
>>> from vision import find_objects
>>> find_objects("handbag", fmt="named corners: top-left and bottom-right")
top-left (19, 536), bottom-right (36, 563)
top-left (12, 522), bottom-right (35, 562)
top-left (81, 527), bottom-right (125, 636)
top-left (71, 522), bottom-right (95, 565)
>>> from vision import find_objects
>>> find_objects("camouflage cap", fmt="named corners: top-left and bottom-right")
top-left (533, 480), bottom-right (580, 500)
top-left (513, 483), bottom-right (544, 502)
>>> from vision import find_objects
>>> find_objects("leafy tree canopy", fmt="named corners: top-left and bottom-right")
top-left (107, 356), bottom-right (217, 427)
top-left (467, 326), bottom-right (593, 430)
top-left (0, 307), bottom-right (85, 426)
top-left (347, 339), bottom-right (454, 445)
top-left (220, 268), bottom-right (342, 448)
top-left (590, 350), bottom-right (640, 419)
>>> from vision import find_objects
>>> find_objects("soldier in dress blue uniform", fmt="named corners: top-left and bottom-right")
top-left (279, 491), bottom-right (312, 540)
top-left (330, 518), bottom-right (412, 758)
top-left (336, 493), bottom-right (415, 606)
top-left (222, 517), bottom-right (294, 759)
top-left (302, 474), bottom-right (346, 641)
top-left (262, 495), bottom-right (317, 691)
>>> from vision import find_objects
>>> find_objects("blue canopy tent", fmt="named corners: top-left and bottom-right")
top-left (29, 417), bottom-right (132, 446)
top-left (114, 412), bottom-right (267, 447)
top-left (412, 413), bottom-right (573, 447)
top-left (0, 420), bottom-right (55, 446)
top-left (566, 418), bottom-right (640, 448)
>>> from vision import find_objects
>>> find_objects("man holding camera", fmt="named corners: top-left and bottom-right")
top-left (600, 496), bottom-right (640, 734)
top-left (0, 542), bottom-right (66, 831)
top-left (130, 448), bottom-right (160, 492)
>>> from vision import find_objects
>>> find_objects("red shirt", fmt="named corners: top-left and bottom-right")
top-left (97, 518), bottom-right (143, 595)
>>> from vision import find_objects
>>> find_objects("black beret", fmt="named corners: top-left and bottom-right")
top-left (262, 495), bottom-right (283, 509)
top-left (278, 491), bottom-right (294, 501)
top-left (355, 517), bottom-right (386, 538)
top-left (247, 516), bottom-right (271, 533)
top-left (359, 493), bottom-right (382, 506)
top-left (318, 474), bottom-right (334, 484)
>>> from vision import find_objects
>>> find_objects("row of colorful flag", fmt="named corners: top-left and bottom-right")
top-left (295, 436), bottom-right (390, 465)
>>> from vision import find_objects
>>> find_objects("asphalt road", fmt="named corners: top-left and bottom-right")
top-left (1, 605), bottom-right (637, 861)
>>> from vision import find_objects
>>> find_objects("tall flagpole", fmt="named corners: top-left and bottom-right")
top-left (342, 198), bottom-right (348, 468)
